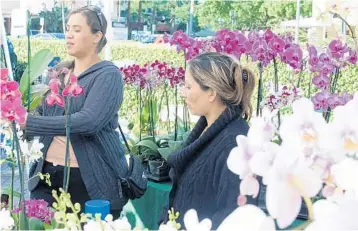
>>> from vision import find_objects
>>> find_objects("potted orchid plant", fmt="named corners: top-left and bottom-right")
top-left (120, 61), bottom-right (187, 182)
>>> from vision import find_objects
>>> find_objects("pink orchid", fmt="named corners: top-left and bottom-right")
top-left (0, 68), bottom-right (21, 102)
top-left (269, 36), bottom-right (285, 55)
top-left (13, 199), bottom-right (54, 224)
top-left (62, 74), bottom-right (84, 97)
top-left (312, 74), bottom-right (330, 89)
top-left (328, 39), bottom-right (348, 59)
top-left (46, 79), bottom-right (65, 107)
top-left (1, 81), bottom-right (22, 102)
top-left (1, 68), bottom-right (8, 81)
top-left (282, 44), bottom-right (303, 70)
top-left (1, 98), bottom-right (27, 123)
top-left (307, 44), bottom-right (318, 57)
top-left (347, 49), bottom-right (357, 64)
top-left (263, 29), bottom-right (275, 43)
top-left (312, 91), bottom-right (330, 112)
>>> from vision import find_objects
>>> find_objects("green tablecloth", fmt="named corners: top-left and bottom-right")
top-left (122, 181), bottom-right (172, 230)
top-left (122, 181), bottom-right (306, 230)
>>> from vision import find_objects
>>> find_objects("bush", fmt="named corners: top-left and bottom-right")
top-left (11, 39), bottom-right (184, 66)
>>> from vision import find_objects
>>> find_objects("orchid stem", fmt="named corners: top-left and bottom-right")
top-left (290, 176), bottom-right (314, 221)
top-left (26, 10), bottom-right (31, 112)
top-left (10, 136), bottom-right (15, 211)
top-left (273, 57), bottom-right (281, 129)
top-left (63, 96), bottom-right (73, 192)
top-left (256, 63), bottom-right (263, 117)
top-left (174, 85), bottom-right (178, 141)
top-left (11, 121), bottom-right (28, 229)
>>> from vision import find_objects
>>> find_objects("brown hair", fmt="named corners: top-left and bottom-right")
top-left (187, 52), bottom-right (256, 120)
top-left (67, 6), bottom-right (108, 53)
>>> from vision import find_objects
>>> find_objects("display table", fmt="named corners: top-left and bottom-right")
top-left (122, 181), bottom-right (171, 230)
top-left (122, 181), bottom-right (306, 230)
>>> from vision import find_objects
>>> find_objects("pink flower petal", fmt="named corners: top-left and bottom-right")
top-left (1, 68), bottom-right (8, 80)
top-left (237, 195), bottom-right (247, 206)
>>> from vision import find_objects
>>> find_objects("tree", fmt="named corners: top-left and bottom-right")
top-left (38, 7), bottom-right (69, 33)
top-left (197, 0), bottom-right (312, 30)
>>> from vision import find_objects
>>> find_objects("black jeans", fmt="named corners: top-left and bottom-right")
top-left (31, 161), bottom-right (121, 218)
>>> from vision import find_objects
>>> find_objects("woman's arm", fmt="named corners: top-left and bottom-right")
top-left (25, 72), bottom-right (123, 136)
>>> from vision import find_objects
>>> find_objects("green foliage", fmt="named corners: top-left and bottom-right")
top-left (197, 0), bottom-right (312, 30)
top-left (19, 49), bottom-right (53, 111)
top-left (11, 39), bottom-right (184, 66)
top-left (33, 7), bottom-right (69, 33)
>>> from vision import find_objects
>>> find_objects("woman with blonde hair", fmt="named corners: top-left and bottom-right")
top-left (159, 52), bottom-right (257, 229)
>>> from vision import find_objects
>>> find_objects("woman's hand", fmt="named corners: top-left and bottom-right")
top-left (19, 113), bottom-right (28, 130)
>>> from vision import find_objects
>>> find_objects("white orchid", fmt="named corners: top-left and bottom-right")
top-left (19, 139), bottom-right (44, 163)
top-left (323, 95), bottom-right (358, 160)
top-left (330, 158), bottom-right (358, 199)
top-left (280, 98), bottom-right (327, 152)
top-left (0, 209), bottom-right (15, 231)
top-left (217, 205), bottom-right (275, 231)
top-left (227, 114), bottom-right (276, 180)
top-left (158, 221), bottom-right (180, 231)
top-left (265, 146), bottom-right (322, 229)
top-left (183, 209), bottom-right (212, 231)
top-left (29, 139), bottom-right (44, 162)
top-left (305, 199), bottom-right (358, 231)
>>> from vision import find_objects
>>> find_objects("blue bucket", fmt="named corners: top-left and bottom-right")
top-left (85, 199), bottom-right (110, 220)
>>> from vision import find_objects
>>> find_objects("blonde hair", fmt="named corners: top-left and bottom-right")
top-left (187, 52), bottom-right (256, 120)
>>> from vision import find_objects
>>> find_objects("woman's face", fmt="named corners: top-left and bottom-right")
top-left (181, 70), bottom-right (212, 117)
top-left (65, 13), bottom-right (100, 58)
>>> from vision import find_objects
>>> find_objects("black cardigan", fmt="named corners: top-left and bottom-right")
top-left (159, 106), bottom-right (258, 229)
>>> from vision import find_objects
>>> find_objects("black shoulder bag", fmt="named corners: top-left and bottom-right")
top-left (118, 124), bottom-right (147, 200)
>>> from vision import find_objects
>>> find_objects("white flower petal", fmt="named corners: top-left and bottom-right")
top-left (227, 142), bottom-right (250, 178)
top-left (183, 209), bottom-right (199, 230)
top-left (266, 180), bottom-right (302, 229)
top-left (294, 166), bottom-right (322, 197)
top-left (240, 175), bottom-right (260, 198)
top-left (217, 205), bottom-right (273, 231)
top-left (331, 158), bottom-right (358, 191)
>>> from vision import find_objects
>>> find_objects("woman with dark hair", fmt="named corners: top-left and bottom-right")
top-left (21, 6), bottom-right (128, 216)
top-left (159, 52), bottom-right (257, 229)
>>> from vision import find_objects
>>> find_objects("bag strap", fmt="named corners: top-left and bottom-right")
top-left (118, 123), bottom-right (132, 155)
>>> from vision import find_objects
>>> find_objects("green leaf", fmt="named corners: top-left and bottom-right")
top-left (0, 159), bottom-right (5, 165)
top-left (19, 49), bottom-right (54, 95)
top-left (18, 210), bottom-right (29, 230)
top-left (29, 95), bottom-right (44, 111)
top-left (135, 140), bottom-right (159, 153)
top-left (168, 140), bottom-right (183, 151)
top-left (43, 222), bottom-right (53, 230)
top-left (22, 84), bottom-right (49, 101)
top-left (158, 147), bottom-right (173, 161)
top-left (29, 217), bottom-right (45, 230)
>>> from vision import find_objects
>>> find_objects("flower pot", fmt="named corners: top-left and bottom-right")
top-left (146, 160), bottom-right (170, 182)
